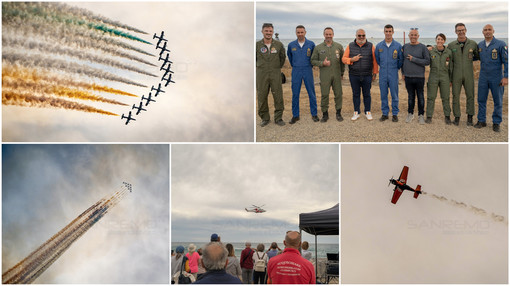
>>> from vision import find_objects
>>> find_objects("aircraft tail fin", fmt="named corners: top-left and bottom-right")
top-left (414, 185), bottom-right (421, 199)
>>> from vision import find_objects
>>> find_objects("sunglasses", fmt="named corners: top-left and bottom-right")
top-left (357, 34), bottom-right (366, 37)
top-left (410, 28), bottom-right (419, 30)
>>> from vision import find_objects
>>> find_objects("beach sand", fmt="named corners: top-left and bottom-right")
top-left (256, 60), bottom-right (508, 142)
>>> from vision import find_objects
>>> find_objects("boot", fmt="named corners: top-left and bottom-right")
top-left (445, 116), bottom-right (452, 125)
top-left (467, 115), bottom-right (473, 126)
top-left (336, 109), bottom-right (343, 122)
top-left (321, 111), bottom-right (329, 123)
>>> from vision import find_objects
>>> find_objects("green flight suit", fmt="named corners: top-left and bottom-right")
top-left (447, 38), bottom-right (479, 117)
top-left (256, 39), bottom-right (286, 122)
top-left (311, 41), bottom-right (345, 113)
top-left (426, 46), bottom-right (454, 117)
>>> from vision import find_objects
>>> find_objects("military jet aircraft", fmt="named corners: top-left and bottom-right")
top-left (132, 101), bottom-right (147, 115)
top-left (153, 31), bottom-right (167, 49)
top-left (141, 93), bottom-right (156, 106)
top-left (389, 166), bottom-right (422, 204)
top-left (158, 53), bottom-right (173, 66)
top-left (162, 70), bottom-right (175, 87)
top-left (158, 41), bottom-right (171, 57)
top-left (151, 83), bottom-right (165, 97)
top-left (121, 111), bottom-right (136, 125)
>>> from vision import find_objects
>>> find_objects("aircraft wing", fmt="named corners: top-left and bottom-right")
top-left (391, 186), bottom-right (403, 204)
top-left (398, 166), bottom-right (409, 184)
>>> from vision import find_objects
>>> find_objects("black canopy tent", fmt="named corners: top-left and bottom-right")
top-left (299, 203), bottom-right (339, 280)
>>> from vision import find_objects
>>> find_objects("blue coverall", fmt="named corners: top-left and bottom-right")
top-left (287, 38), bottom-right (317, 117)
top-left (477, 37), bottom-right (508, 124)
top-left (375, 40), bottom-right (403, 116)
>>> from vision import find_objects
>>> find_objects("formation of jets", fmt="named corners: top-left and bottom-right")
top-left (245, 205), bottom-right (266, 213)
top-left (121, 31), bottom-right (174, 125)
top-left (122, 182), bottom-right (133, 192)
top-left (388, 166), bottom-right (422, 204)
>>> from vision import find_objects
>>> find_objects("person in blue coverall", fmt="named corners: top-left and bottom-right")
top-left (375, 24), bottom-right (404, 122)
top-left (475, 24), bottom-right (508, 132)
top-left (287, 25), bottom-right (319, 124)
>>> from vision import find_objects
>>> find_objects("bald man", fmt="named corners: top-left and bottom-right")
top-left (193, 242), bottom-right (242, 284)
top-left (475, 24), bottom-right (508, 132)
top-left (266, 231), bottom-right (315, 284)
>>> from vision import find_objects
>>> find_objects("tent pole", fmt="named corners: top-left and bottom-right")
top-left (315, 234), bottom-right (318, 281)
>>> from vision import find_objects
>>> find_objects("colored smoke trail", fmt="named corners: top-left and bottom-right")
top-left (2, 183), bottom-right (132, 284)
top-left (3, 52), bottom-right (148, 88)
top-left (2, 90), bottom-right (118, 116)
top-left (2, 64), bottom-right (138, 98)
top-left (3, 2), bottom-right (151, 45)
top-left (3, 37), bottom-right (157, 77)
top-left (2, 79), bottom-right (128, 106)
top-left (52, 2), bottom-right (148, 34)
top-left (3, 19), bottom-right (154, 57)
top-left (422, 192), bottom-right (507, 224)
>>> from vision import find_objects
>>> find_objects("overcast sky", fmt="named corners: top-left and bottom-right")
top-left (257, 1), bottom-right (508, 40)
top-left (3, 2), bottom-right (254, 142)
top-left (171, 144), bottom-right (339, 244)
top-left (341, 144), bottom-right (508, 283)
top-left (2, 144), bottom-right (169, 283)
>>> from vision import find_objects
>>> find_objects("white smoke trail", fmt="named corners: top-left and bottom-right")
top-left (3, 52), bottom-right (147, 88)
top-left (3, 37), bottom-right (157, 77)
top-left (2, 29), bottom-right (155, 67)
top-left (3, 12), bottom-right (154, 57)
top-left (53, 2), bottom-right (148, 34)
top-left (424, 192), bottom-right (507, 225)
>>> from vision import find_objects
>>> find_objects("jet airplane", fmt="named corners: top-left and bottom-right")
top-left (153, 31), bottom-right (168, 50)
top-left (158, 41), bottom-right (171, 57)
top-left (245, 205), bottom-right (266, 213)
top-left (158, 53), bottom-right (173, 66)
top-left (151, 83), bottom-right (166, 97)
top-left (132, 101), bottom-right (147, 115)
top-left (121, 111), bottom-right (136, 125)
top-left (141, 93), bottom-right (156, 106)
top-left (389, 166), bottom-right (422, 204)
top-left (162, 70), bottom-right (175, 87)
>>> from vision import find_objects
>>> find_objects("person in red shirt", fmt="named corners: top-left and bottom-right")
top-left (240, 242), bottom-right (254, 283)
top-left (267, 231), bottom-right (316, 284)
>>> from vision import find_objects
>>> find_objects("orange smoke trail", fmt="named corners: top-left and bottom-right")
top-left (3, 78), bottom-right (128, 106)
top-left (2, 64), bottom-right (138, 97)
top-left (2, 90), bottom-right (118, 116)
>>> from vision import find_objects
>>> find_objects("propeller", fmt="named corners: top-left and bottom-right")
top-left (388, 176), bottom-right (393, 187)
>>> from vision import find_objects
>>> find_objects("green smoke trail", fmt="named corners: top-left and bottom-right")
top-left (3, 2), bottom-right (152, 45)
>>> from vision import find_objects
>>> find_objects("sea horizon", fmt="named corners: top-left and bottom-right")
top-left (172, 241), bottom-right (339, 259)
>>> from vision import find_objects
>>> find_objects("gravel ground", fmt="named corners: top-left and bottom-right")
top-left (256, 61), bottom-right (508, 142)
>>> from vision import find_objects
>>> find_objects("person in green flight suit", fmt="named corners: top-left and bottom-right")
top-left (426, 33), bottom-right (454, 124)
top-left (447, 23), bottom-right (479, 126)
top-left (311, 27), bottom-right (345, 123)
top-left (256, 23), bottom-right (286, 127)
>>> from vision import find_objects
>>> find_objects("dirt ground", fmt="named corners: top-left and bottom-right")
top-left (256, 61), bottom-right (508, 142)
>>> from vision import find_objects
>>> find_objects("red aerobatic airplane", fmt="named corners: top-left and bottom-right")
top-left (389, 166), bottom-right (422, 204)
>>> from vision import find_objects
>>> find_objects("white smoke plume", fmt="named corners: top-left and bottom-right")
top-left (3, 37), bottom-right (157, 77)
top-left (424, 192), bottom-right (507, 225)
top-left (3, 52), bottom-right (147, 88)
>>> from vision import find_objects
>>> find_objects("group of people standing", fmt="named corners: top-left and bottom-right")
top-left (256, 22), bottom-right (507, 132)
top-left (171, 232), bottom-right (316, 284)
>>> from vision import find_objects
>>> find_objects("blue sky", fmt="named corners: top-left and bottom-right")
top-left (257, 1), bottom-right (508, 40)
top-left (2, 144), bottom-right (169, 283)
